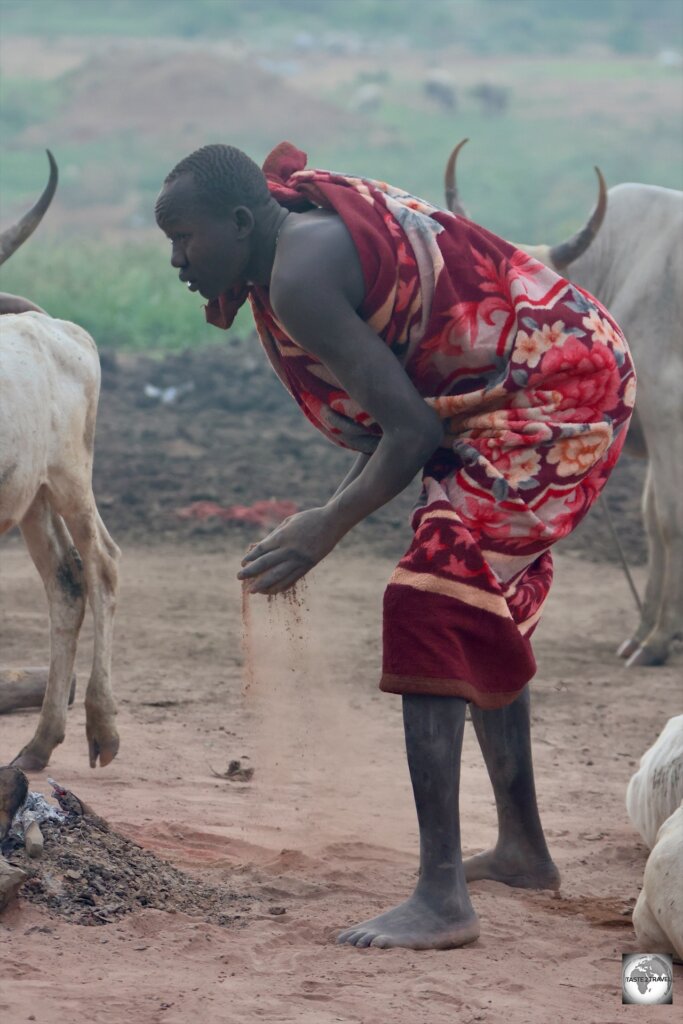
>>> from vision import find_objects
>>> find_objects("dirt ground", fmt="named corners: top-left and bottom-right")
top-left (1, 343), bottom-right (681, 1023)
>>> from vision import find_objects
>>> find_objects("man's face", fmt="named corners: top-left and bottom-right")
top-left (155, 173), bottom-right (251, 300)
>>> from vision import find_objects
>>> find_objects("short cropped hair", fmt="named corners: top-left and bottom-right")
top-left (164, 144), bottom-right (270, 215)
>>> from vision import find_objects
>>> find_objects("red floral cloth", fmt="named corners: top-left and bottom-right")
top-left (206, 143), bottom-right (636, 709)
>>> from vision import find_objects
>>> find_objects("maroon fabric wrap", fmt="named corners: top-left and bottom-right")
top-left (262, 142), bottom-right (315, 210)
top-left (204, 142), bottom-right (635, 709)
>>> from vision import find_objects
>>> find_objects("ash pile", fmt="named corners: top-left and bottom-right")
top-left (1, 768), bottom-right (251, 927)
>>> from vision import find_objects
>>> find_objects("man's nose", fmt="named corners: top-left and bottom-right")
top-left (170, 246), bottom-right (186, 269)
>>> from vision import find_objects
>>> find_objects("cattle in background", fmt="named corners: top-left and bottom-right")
top-left (444, 140), bottom-right (683, 667)
top-left (0, 152), bottom-right (120, 771)
top-left (469, 82), bottom-right (509, 115)
top-left (424, 70), bottom-right (457, 111)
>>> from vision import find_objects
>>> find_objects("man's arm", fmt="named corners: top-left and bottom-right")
top-left (270, 222), bottom-right (443, 539)
top-left (330, 452), bottom-right (371, 500)
top-left (239, 214), bottom-right (443, 593)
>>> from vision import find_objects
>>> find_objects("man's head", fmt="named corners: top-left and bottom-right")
top-left (155, 144), bottom-right (270, 300)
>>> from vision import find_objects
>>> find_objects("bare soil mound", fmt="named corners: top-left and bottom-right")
top-left (22, 45), bottom-right (354, 153)
top-left (92, 339), bottom-right (647, 565)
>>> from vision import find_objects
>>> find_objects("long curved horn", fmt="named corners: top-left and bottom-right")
top-left (444, 138), bottom-right (469, 217)
top-left (0, 150), bottom-right (58, 267)
top-left (548, 167), bottom-right (607, 271)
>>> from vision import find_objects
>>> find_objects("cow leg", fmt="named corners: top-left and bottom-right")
top-left (618, 465), bottom-right (662, 658)
top-left (627, 433), bottom-right (683, 667)
top-left (12, 491), bottom-right (86, 771)
top-left (60, 496), bottom-right (120, 767)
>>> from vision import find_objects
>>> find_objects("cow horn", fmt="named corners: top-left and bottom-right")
top-left (0, 150), bottom-right (58, 267)
top-left (444, 138), bottom-right (469, 217)
top-left (548, 167), bottom-right (607, 271)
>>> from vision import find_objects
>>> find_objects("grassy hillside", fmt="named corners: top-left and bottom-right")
top-left (2, 0), bottom-right (681, 54)
top-left (0, 6), bottom-right (681, 349)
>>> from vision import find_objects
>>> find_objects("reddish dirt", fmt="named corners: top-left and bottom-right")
top-left (1, 536), bottom-right (680, 1023)
top-left (1, 341), bottom-right (673, 1024)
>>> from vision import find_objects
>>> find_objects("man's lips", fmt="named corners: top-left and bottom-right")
top-left (179, 274), bottom-right (200, 292)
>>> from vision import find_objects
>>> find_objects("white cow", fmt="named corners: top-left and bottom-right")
top-left (0, 153), bottom-right (120, 771)
top-left (632, 806), bottom-right (683, 961)
top-left (445, 142), bottom-right (683, 666)
top-left (626, 714), bottom-right (683, 849)
top-left (626, 716), bottom-right (683, 960)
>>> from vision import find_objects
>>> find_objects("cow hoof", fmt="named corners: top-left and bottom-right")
top-left (617, 637), bottom-right (640, 659)
top-left (10, 748), bottom-right (49, 772)
top-left (625, 645), bottom-right (668, 668)
top-left (88, 733), bottom-right (120, 769)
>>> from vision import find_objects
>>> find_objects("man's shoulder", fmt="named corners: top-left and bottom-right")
top-left (281, 208), bottom-right (355, 256)
top-left (272, 209), bottom-right (364, 311)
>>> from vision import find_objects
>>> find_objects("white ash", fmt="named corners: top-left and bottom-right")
top-left (10, 789), bottom-right (66, 841)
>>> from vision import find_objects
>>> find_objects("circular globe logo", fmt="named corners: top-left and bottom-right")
top-left (622, 954), bottom-right (673, 1005)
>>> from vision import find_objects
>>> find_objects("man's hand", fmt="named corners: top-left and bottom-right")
top-left (237, 507), bottom-right (343, 595)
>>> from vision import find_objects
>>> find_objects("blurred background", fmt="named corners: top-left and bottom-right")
top-left (1, 0), bottom-right (681, 350)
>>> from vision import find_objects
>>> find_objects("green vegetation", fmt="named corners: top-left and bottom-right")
top-left (0, 241), bottom-right (253, 349)
top-left (1, 1), bottom-right (681, 350)
top-left (311, 59), bottom-right (682, 242)
top-left (0, 77), bottom-right (65, 138)
top-left (2, 0), bottom-right (680, 55)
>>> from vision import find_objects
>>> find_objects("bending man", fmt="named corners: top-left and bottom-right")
top-left (155, 142), bottom-right (635, 950)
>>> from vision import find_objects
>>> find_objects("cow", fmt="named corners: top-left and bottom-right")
top-left (626, 714), bottom-right (683, 849)
top-left (626, 716), bottom-right (683, 960)
top-left (0, 152), bottom-right (120, 771)
top-left (444, 140), bottom-right (683, 667)
top-left (424, 71), bottom-right (457, 111)
top-left (632, 804), bottom-right (683, 961)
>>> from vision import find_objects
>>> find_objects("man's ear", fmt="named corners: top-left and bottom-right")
top-left (233, 205), bottom-right (255, 239)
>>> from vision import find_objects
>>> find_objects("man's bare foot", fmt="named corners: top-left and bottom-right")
top-left (464, 848), bottom-right (560, 890)
top-left (337, 892), bottom-right (480, 950)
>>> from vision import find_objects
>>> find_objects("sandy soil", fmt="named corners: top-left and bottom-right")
top-left (1, 531), bottom-right (681, 1024)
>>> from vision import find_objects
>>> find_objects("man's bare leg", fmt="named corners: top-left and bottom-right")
top-left (465, 687), bottom-right (560, 890)
top-left (337, 694), bottom-right (480, 950)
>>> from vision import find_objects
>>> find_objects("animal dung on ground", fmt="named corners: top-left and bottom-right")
top-left (210, 759), bottom-right (255, 782)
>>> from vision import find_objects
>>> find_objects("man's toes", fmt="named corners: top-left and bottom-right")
top-left (337, 928), bottom-right (365, 945)
top-left (354, 932), bottom-right (377, 948)
top-left (370, 934), bottom-right (392, 948)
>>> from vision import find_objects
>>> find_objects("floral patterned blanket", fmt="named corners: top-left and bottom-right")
top-left (207, 142), bottom-right (636, 709)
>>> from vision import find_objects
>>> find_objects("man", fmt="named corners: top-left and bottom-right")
top-left (155, 142), bottom-right (634, 950)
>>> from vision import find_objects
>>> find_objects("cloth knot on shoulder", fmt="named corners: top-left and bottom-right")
top-left (262, 141), bottom-right (315, 211)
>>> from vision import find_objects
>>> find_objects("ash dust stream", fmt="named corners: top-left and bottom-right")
top-left (240, 577), bottom-right (351, 842)
top-left (238, 561), bottom-right (414, 857)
